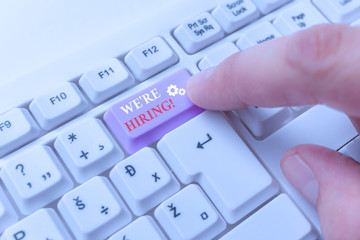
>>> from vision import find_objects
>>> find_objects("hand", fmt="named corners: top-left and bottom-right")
top-left (187, 24), bottom-right (360, 239)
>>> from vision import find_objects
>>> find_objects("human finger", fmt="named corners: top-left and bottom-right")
top-left (281, 144), bottom-right (360, 239)
top-left (187, 24), bottom-right (360, 118)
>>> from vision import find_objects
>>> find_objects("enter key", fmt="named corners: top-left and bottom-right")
top-left (158, 111), bottom-right (280, 224)
top-left (104, 69), bottom-right (204, 154)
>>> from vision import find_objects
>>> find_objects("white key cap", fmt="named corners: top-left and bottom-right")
top-left (109, 216), bottom-right (167, 240)
top-left (0, 108), bottom-right (40, 158)
top-left (198, 42), bottom-right (239, 70)
top-left (251, 0), bottom-right (290, 14)
top-left (110, 147), bottom-right (179, 216)
top-left (124, 37), bottom-right (178, 81)
top-left (55, 118), bottom-right (124, 183)
top-left (174, 13), bottom-right (225, 54)
top-left (212, 0), bottom-right (260, 33)
top-left (158, 111), bottom-right (279, 224)
top-left (313, 0), bottom-right (360, 24)
top-left (273, 2), bottom-right (329, 35)
top-left (58, 176), bottom-right (131, 240)
top-left (237, 105), bottom-right (356, 235)
top-left (236, 21), bottom-right (282, 50)
top-left (339, 136), bottom-right (360, 162)
top-left (79, 58), bottom-right (135, 104)
top-left (1, 208), bottom-right (72, 240)
top-left (220, 194), bottom-right (316, 240)
top-left (236, 106), bottom-right (293, 139)
top-left (351, 18), bottom-right (360, 26)
top-left (1, 145), bottom-right (73, 215)
top-left (290, 105), bottom-right (312, 113)
top-left (155, 184), bottom-right (226, 240)
top-left (0, 186), bottom-right (18, 234)
top-left (29, 82), bottom-right (88, 130)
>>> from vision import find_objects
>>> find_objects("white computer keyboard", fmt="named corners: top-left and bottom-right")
top-left (1, 0), bottom-right (360, 239)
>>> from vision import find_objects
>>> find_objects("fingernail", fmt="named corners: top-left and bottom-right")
top-left (188, 66), bottom-right (216, 87)
top-left (201, 66), bottom-right (217, 80)
top-left (281, 154), bottom-right (319, 205)
top-left (187, 67), bottom-right (216, 99)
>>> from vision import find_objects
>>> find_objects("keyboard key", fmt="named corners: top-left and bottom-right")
top-left (252, 105), bottom-right (357, 159)
top-left (219, 194), bottom-right (316, 240)
top-left (1, 145), bottom-right (73, 215)
top-left (174, 12), bottom-right (225, 54)
top-left (212, 0), bottom-right (260, 33)
top-left (0, 108), bottom-right (40, 158)
top-left (29, 82), bottom-right (88, 130)
top-left (54, 118), bottom-right (125, 183)
top-left (104, 69), bottom-right (204, 154)
top-left (251, 0), bottom-right (291, 14)
top-left (236, 21), bottom-right (282, 50)
top-left (58, 176), bottom-right (132, 240)
top-left (339, 136), bottom-right (360, 163)
top-left (155, 184), bottom-right (226, 240)
top-left (198, 42), bottom-right (239, 70)
top-left (109, 216), bottom-right (167, 240)
top-left (273, 2), bottom-right (328, 35)
top-left (110, 147), bottom-right (179, 215)
top-left (290, 105), bottom-right (311, 113)
top-left (157, 111), bottom-right (279, 224)
top-left (79, 58), bottom-right (135, 104)
top-left (236, 106), bottom-right (293, 139)
top-left (124, 37), bottom-right (179, 81)
top-left (0, 186), bottom-right (18, 234)
top-left (313, 0), bottom-right (360, 23)
top-left (0, 208), bottom-right (72, 240)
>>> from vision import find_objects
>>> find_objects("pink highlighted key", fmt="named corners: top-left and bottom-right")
top-left (104, 69), bottom-right (204, 154)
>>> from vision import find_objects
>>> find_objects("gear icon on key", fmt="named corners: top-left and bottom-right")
top-left (167, 84), bottom-right (179, 97)
top-left (179, 88), bottom-right (186, 96)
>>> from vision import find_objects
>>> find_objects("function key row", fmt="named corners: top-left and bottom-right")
top-left (174, 0), bottom-right (360, 54)
top-left (79, 35), bottom-right (179, 104)
top-left (174, 0), bottom-right (287, 55)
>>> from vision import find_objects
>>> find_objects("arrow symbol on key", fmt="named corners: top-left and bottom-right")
top-left (197, 133), bottom-right (212, 149)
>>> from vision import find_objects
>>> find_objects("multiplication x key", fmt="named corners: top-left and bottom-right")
top-left (110, 147), bottom-right (179, 215)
